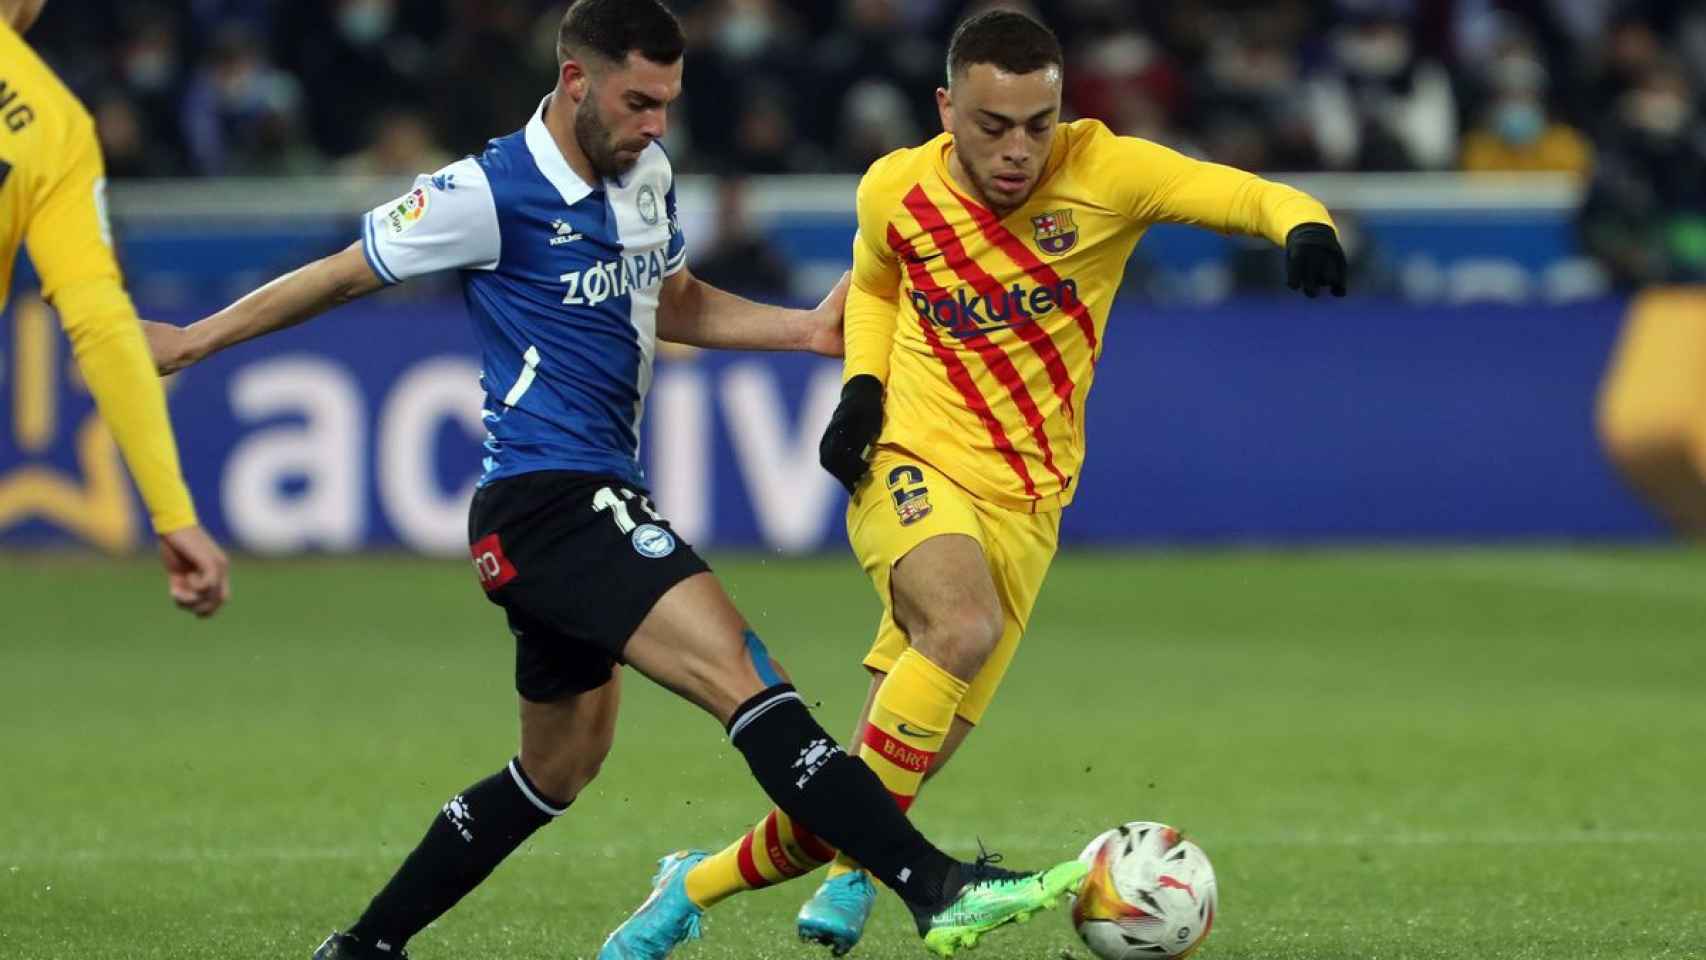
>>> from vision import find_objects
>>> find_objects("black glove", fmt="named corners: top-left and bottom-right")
top-left (1285, 223), bottom-right (1348, 298)
top-left (819, 374), bottom-right (885, 494)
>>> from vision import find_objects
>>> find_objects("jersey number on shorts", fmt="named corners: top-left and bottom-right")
top-left (592, 486), bottom-right (662, 533)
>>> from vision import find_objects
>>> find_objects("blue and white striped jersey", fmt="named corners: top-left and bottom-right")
top-left (362, 96), bottom-right (686, 487)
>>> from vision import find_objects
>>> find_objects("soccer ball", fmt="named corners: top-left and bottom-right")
top-left (1069, 821), bottom-right (1218, 959)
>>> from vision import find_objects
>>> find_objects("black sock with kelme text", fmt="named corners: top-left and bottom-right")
top-left (346, 758), bottom-right (568, 951)
top-left (725, 683), bottom-right (958, 909)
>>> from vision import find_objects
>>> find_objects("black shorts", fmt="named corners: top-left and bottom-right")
top-left (467, 470), bottom-right (710, 702)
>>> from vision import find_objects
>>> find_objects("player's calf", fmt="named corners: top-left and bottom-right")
top-left (518, 676), bottom-right (621, 802)
top-left (340, 757), bottom-right (573, 954)
top-left (325, 692), bottom-right (620, 954)
top-left (720, 674), bottom-right (969, 906)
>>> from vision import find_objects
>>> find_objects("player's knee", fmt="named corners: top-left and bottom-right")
top-left (686, 645), bottom-right (752, 695)
top-left (684, 630), bottom-right (798, 726)
top-left (717, 628), bottom-right (791, 693)
top-left (913, 605), bottom-right (1002, 679)
top-left (522, 730), bottom-right (614, 803)
top-left (568, 751), bottom-right (608, 796)
top-left (652, 643), bottom-right (763, 726)
top-left (528, 753), bottom-right (604, 804)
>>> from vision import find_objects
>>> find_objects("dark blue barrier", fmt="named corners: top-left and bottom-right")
top-left (0, 296), bottom-right (1664, 552)
top-left (1065, 298), bottom-right (1660, 542)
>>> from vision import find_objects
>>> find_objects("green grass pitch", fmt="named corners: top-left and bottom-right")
top-left (2, 547), bottom-right (1703, 960)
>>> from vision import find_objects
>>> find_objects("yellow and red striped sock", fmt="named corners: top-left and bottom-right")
top-left (811, 649), bottom-right (966, 882)
top-left (824, 853), bottom-right (863, 881)
top-left (684, 807), bottom-right (838, 908)
top-left (823, 648), bottom-right (966, 882)
top-left (854, 647), bottom-right (965, 814)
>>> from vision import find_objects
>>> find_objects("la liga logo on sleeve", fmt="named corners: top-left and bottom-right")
top-left (384, 187), bottom-right (430, 236)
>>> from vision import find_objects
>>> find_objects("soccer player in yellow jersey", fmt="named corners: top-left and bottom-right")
top-left (601, 10), bottom-right (1345, 958)
top-left (1, 0), bottom-right (228, 616)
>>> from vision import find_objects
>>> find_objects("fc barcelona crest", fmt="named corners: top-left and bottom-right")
top-left (887, 465), bottom-right (933, 526)
top-left (1031, 209), bottom-right (1078, 255)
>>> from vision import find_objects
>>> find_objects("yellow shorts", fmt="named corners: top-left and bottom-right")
top-left (847, 446), bottom-right (1061, 725)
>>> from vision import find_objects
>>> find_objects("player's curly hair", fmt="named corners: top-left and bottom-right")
top-left (946, 9), bottom-right (1063, 86)
top-left (557, 0), bottom-right (685, 67)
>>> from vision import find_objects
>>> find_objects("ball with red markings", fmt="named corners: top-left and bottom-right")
top-left (1069, 821), bottom-right (1218, 959)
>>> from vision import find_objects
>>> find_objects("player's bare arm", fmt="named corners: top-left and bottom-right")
top-left (655, 267), bottom-right (848, 357)
top-left (145, 242), bottom-right (382, 374)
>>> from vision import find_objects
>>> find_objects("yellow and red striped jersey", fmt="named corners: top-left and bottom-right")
top-left (843, 118), bottom-right (1332, 512)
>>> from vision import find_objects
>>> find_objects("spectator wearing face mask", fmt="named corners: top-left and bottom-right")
top-left (1068, 26), bottom-right (1188, 148)
top-left (1460, 44), bottom-right (1592, 177)
top-left (180, 24), bottom-right (324, 175)
top-left (837, 78), bottom-right (923, 170)
top-left (1188, 5), bottom-right (1319, 171)
top-left (1304, 1), bottom-right (1458, 170)
top-left (113, 5), bottom-right (192, 173)
top-left (807, 0), bottom-right (937, 158)
top-left (274, 0), bottom-right (439, 158)
top-left (93, 91), bottom-right (184, 178)
top-left (681, 0), bottom-right (809, 170)
top-left (1580, 59), bottom-right (1706, 288)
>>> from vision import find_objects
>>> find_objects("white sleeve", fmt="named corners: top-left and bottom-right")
top-left (663, 174), bottom-right (686, 277)
top-left (361, 158), bottom-right (501, 285)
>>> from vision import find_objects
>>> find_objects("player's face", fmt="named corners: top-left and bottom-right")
top-left (575, 53), bottom-right (683, 180)
top-left (938, 63), bottom-right (1063, 214)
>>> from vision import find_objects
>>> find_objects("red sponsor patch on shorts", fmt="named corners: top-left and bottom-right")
top-left (470, 533), bottom-right (518, 591)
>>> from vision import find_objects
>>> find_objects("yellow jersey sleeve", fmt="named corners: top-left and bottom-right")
top-left (1078, 123), bottom-right (1333, 243)
top-left (843, 164), bottom-right (904, 385)
top-left (25, 107), bottom-right (198, 534)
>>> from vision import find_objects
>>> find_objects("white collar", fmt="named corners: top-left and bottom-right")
top-left (525, 94), bottom-right (596, 207)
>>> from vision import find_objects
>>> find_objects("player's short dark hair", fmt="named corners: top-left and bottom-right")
top-left (946, 9), bottom-right (1063, 86)
top-left (557, 0), bottom-right (685, 68)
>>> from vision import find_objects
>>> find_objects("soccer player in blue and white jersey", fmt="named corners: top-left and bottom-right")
top-left (146, 2), bottom-right (1084, 958)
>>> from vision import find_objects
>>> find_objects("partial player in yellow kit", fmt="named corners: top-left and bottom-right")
top-left (1, 0), bottom-right (227, 616)
top-left (601, 11), bottom-right (1346, 958)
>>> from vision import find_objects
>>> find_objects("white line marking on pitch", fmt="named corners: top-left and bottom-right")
top-left (6, 830), bottom-right (1703, 866)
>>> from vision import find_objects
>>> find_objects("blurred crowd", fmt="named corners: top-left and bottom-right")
top-left (26, 0), bottom-right (1706, 286)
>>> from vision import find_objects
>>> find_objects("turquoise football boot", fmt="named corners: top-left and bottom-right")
top-left (796, 870), bottom-right (878, 955)
top-left (598, 851), bottom-right (709, 960)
